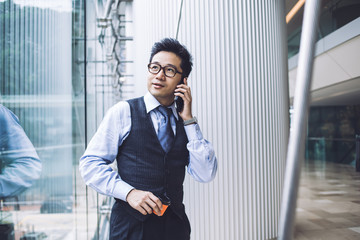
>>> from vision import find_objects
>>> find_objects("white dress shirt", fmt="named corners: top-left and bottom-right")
top-left (79, 92), bottom-right (217, 201)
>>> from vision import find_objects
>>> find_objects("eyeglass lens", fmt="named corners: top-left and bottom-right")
top-left (148, 63), bottom-right (177, 77)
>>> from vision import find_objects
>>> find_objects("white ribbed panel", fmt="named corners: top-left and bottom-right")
top-left (133, 0), bottom-right (289, 239)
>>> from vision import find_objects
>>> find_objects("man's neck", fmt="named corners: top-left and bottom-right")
top-left (154, 97), bottom-right (174, 107)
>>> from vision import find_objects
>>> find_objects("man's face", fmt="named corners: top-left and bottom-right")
top-left (147, 51), bottom-right (183, 105)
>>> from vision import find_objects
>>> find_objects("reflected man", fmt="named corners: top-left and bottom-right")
top-left (0, 105), bottom-right (42, 199)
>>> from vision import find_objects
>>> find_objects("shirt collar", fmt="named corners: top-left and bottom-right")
top-left (144, 92), bottom-right (179, 120)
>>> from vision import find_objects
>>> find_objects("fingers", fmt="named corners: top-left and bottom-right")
top-left (140, 200), bottom-right (153, 215)
top-left (175, 81), bottom-right (193, 119)
top-left (176, 82), bottom-right (191, 92)
top-left (174, 84), bottom-right (191, 102)
top-left (126, 189), bottom-right (163, 215)
top-left (149, 193), bottom-right (163, 213)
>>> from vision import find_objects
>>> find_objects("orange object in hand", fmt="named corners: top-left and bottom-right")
top-left (153, 204), bottom-right (169, 216)
top-left (153, 194), bottom-right (171, 216)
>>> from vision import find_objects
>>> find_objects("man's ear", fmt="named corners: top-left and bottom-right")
top-left (181, 77), bottom-right (187, 84)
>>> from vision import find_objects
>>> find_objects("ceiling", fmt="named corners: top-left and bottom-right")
top-left (287, 0), bottom-right (360, 107)
top-left (286, 0), bottom-right (299, 13)
top-left (310, 77), bottom-right (360, 106)
top-left (289, 33), bottom-right (360, 106)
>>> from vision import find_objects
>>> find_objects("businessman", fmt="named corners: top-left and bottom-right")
top-left (80, 38), bottom-right (217, 240)
top-left (0, 105), bottom-right (41, 199)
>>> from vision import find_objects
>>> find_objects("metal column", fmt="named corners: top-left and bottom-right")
top-left (278, 0), bottom-right (321, 239)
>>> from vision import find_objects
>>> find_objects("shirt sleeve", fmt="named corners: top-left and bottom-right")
top-left (79, 101), bottom-right (134, 201)
top-left (184, 123), bottom-right (218, 182)
top-left (0, 106), bottom-right (42, 198)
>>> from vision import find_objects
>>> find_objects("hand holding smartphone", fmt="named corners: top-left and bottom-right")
top-left (175, 77), bottom-right (185, 112)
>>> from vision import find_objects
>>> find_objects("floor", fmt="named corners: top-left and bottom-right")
top-left (294, 160), bottom-right (360, 240)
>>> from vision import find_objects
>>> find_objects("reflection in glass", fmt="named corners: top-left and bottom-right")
top-left (0, 105), bottom-right (41, 199)
top-left (0, 0), bottom-right (133, 238)
top-left (0, 105), bottom-right (41, 240)
top-left (0, 0), bottom-right (85, 239)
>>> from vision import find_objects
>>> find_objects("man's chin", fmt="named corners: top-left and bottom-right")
top-left (150, 92), bottom-right (174, 103)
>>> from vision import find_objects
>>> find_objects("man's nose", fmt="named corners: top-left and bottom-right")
top-left (156, 68), bottom-right (166, 80)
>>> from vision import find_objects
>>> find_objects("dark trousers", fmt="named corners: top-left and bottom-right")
top-left (110, 201), bottom-right (191, 240)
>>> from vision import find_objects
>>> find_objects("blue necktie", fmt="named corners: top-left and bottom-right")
top-left (157, 106), bottom-right (175, 152)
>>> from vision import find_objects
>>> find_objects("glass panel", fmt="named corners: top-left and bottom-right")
top-left (306, 105), bottom-right (360, 165)
top-left (0, 0), bottom-right (86, 239)
top-left (1, 0), bottom-right (134, 238)
top-left (82, 1), bottom-right (134, 238)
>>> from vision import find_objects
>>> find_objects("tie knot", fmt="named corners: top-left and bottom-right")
top-left (158, 106), bottom-right (172, 118)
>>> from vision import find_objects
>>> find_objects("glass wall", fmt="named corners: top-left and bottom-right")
top-left (82, 0), bottom-right (134, 239)
top-left (0, 0), bottom-right (85, 239)
top-left (287, 0), bottom-right (360, 168)
top-left (0, 0), bottom-right (84, 239)
top-left (0, 0), bottom-right (134, 239)
top-left (306, 105), bottom-right (360, 165)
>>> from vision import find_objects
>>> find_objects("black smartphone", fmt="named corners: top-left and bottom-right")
top-left (175, 78), bottom-right (185, 112)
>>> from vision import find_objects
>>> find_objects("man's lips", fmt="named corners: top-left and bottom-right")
top-left (152, 83), bottom-right (165, 89)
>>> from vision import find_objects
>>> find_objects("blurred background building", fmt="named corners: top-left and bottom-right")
top-left (0, 0), bottom-right (359, 239)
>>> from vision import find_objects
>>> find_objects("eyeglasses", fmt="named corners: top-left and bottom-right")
top-left (147, 63), bottom-right (182, 78)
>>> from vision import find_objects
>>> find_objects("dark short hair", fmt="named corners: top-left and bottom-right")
top-left (149, 38), bottom-right (193, 78)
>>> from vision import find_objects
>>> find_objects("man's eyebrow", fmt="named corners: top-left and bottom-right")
top-left (166, 64), bottom-right (178, 69)
top-left (151, 61), bottom-right (178, 69)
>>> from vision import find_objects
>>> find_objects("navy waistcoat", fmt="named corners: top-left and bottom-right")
top-left (116, 97), bottom-right (189, 221)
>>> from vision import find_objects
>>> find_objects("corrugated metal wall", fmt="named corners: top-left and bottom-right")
top-left (133, 0), bottom-right (289, 239)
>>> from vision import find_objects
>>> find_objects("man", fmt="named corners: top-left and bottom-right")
top-left (0, 104), bottom-right (42, 199)
top-left (80, 38), bottom-right (217, 240)
top-left (0, 105), bottom-right (41, 240)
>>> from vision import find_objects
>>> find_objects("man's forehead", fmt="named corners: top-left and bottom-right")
top-left (151, 61), bottom-right (177, 68)
top-left (152, 51), bottom-right (182, 67)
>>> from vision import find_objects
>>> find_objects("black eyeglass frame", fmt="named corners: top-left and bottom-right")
top-left (147, 63), bottom-right (183, 78)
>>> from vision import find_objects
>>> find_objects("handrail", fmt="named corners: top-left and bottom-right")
top-left (306, 137), bottom-right (357, 164)
top-left (307, 137), bottom-right (356, 142)
top-left (278, 0), bottom-right (321, 239)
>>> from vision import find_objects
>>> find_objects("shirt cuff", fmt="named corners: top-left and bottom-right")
top-left (112, 181), bottom-right (135, 201)
top-left (184, 123), bottom-right (203, 141)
